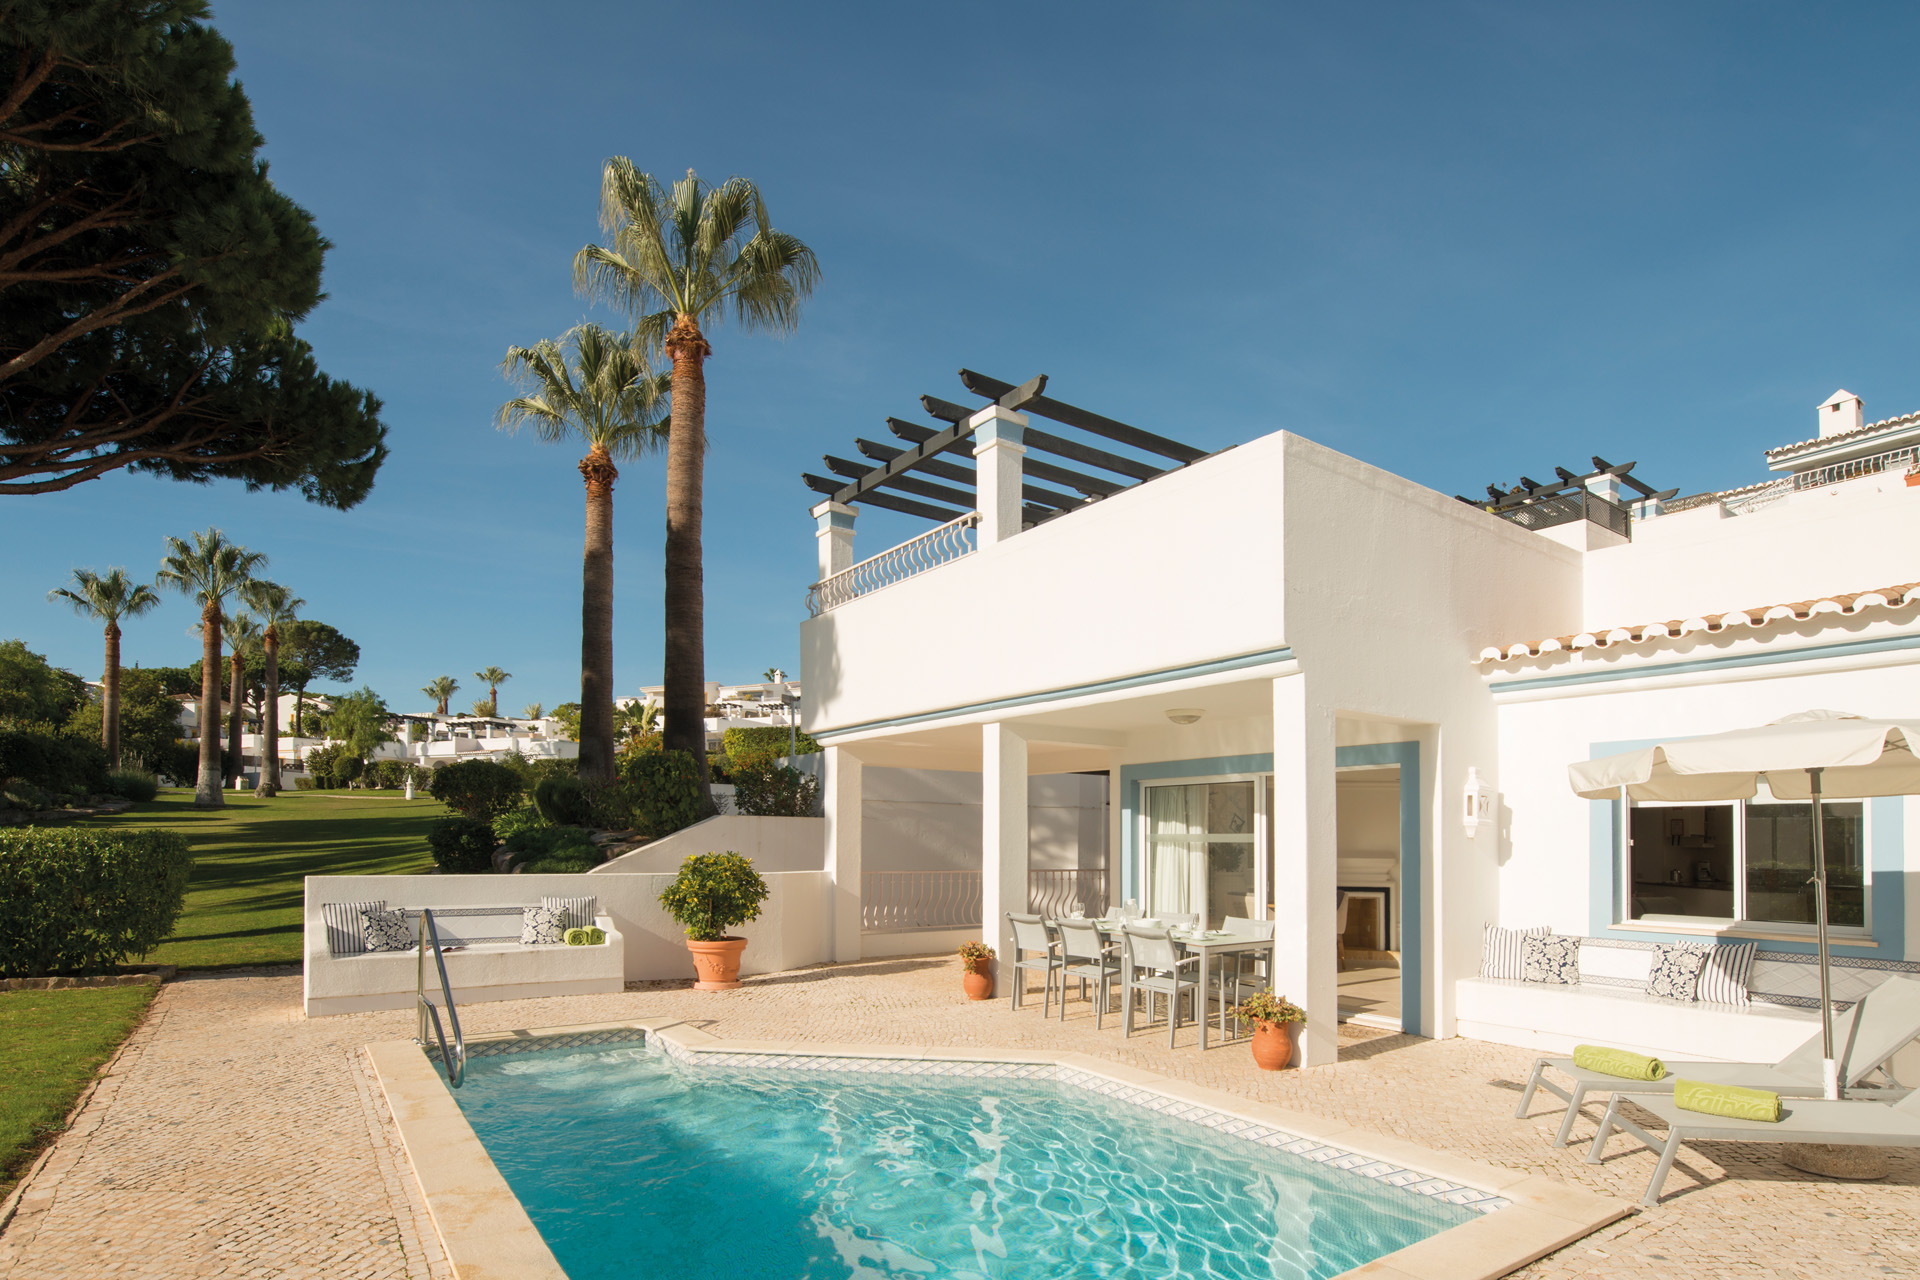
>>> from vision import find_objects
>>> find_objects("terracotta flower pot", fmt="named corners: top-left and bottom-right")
top-left (686, 937), bottom-right (748, 990)
top-left (1250, 1020), bottom-right (1294, 1071)
top-left (962, 963), bottom-right (993, 1001)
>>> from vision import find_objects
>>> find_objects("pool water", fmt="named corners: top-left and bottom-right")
top-left (451, 1045), bottom-right (1474, 1279)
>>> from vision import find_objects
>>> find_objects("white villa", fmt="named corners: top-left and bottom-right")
top-left (625, 678), bottom-right (802, 754)
top-left (798, 375), bottom-right (1920, 1070)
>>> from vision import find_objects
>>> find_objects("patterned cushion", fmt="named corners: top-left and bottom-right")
top-left (1698, 942), bottom-right (1756, 1007)
top-left (1647, 943), bottom-right (1709, 1002)
top-left (1480, 924), bottom-right (1548, 980)
top-left (520, 904), bottom-right (567, 946)
top-left (1522, 934), bottom-right (1581, 985)
top-left (360, 905), bottom-right (413, 953)
top-left (323, 900), bottom-right (385, 955)
top-left (541, 895), bottom-right (598, 932)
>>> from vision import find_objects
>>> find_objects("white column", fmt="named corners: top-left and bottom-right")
top-left (812, 500), bottom-right (857, 580)
top-left (982, 722), bottom-right (1029, 993)
top-left (823, 745), bottom-right (864, 963)
top-left (1270, 673), bottom-right (1339, 1067)
top-left (969, 407), bottom-right (1028, 545)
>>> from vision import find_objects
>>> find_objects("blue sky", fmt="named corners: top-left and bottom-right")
top-left (7, 2), bottom-right (1920, 712)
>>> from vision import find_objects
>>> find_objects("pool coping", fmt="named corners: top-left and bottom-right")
top-left (368, 1018), bottom-right (1628, 1280)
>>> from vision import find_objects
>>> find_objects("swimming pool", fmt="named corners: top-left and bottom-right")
top-left (449, 1037), bottom-right (1483, 1279)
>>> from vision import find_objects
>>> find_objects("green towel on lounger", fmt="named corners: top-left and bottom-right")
top-left (1674, 1077), bottom-right (1781, 1122)
top-left (565, 927), bottom-right (590, 946)
top-left (584, 925), bottom-right (604, 945)
top-left (1572, 1044), bottom-right (1665, 1081)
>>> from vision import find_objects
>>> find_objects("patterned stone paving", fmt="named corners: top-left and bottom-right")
top-left (3, 954), bottom-right (1916, 1278)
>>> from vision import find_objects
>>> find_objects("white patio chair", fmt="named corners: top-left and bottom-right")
top-left (1055, 918), bottom-right (1121, 1028)
top-left (1517, 974), bottom-right (1920, 1147)
top-left (1005, 912), bottom-right (1063, 1015)
top-left (1222, 915), bottom-right (1276, 996)
top-left (1121, 925), bottom-right (1203, 1047)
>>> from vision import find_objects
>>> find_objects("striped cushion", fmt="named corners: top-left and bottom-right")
top-left (541, 895), bottom-right (598, 932)
top-left (322, 900), bottom-right (385, 955)
top-left (1480, 924), bottom-right (1548, 980)
top-left (1697, 942), bottom-right (1756, 1007)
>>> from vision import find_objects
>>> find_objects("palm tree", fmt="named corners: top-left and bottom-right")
top-left (574, 163), bottom-right (817, 799)
top-left (476, 666), bottom-right (512, 713)
top-left (224, 614), bottom-right (262, 789)
top-left (240, 580), bottom-right (303, 796)
top-left (522, 702), bottom-right (544, 721)
top-left (157, 529), bottom-right (266, 807)
top-left (498, 323), bottom-right (669, 781)
top-left (47, 568), bottom-right (161, 767)
top-left (421, 676), bottom-right (458, 716)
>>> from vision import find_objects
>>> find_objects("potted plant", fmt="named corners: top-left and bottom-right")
top-left (1229, 989), bottom-right (1306, 1070)
top-left (958, 941), bottom-right (995, 1001)
top-left (658, 851), bottom-right (770, 990)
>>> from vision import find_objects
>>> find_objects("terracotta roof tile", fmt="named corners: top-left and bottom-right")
top-left (1766, 410), bottom-right (1920, 460)
top-left (1474, 581), bottom-right (1920, 664)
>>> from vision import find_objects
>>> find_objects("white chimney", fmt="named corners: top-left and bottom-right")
top-left (1818, 389), bottom-right (1864, 438)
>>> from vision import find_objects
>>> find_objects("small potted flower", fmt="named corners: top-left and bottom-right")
top-left (958, 940), bottom-right (995, 1001)
top-left (1229, 989), bottom-right (1306, 1070)
top-left (658, 851), bottom-right (770, 990)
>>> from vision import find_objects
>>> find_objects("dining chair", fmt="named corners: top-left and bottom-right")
top-left (1006, 912), bottom-right (1063, 1015)
top-left (1159, 911), bottom-right (1200, 929)
top-left (1222, 915), bottom-right (1276, 996)
top-left (1055, 918), bottom-right (1121, 1027)
top-left (1121, 925), bottom-right (1203, 1047)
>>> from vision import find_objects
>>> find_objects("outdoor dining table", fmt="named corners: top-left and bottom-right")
top-left (1074, 918), bottom-right (1277, 1051)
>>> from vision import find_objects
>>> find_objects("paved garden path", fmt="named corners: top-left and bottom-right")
top-left (2, 957), bottom-right (1914, 1278)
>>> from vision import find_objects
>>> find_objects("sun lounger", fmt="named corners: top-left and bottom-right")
top-left (1586, 1086), bottom-right (1920, 1206)
top-left (1515, 975), bottom-right (1920, 1146)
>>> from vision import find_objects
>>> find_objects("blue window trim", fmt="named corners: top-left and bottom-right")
top-left (1119, 741), bottom-right (1424, 1037)
top-left (1586, 737), bottom-right (1903, 958)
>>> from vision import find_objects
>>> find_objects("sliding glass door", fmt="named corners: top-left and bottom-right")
top-left (1144, 779), bottom-right (1259, 928)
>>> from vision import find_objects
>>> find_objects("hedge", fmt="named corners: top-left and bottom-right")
top-left (0, 725), bottom-right (110, 798)
top-left (731, 761), bottom-right (820, 817)
top-left (619, 749), bottom-right (708, 838)
top-left (0, 827), bottom-right (193, 977)
top-left (428, 759), bottom-right (524, 822)
top-left (721, 725), bottom-right (818, 771)
top-left (426, 816), bottom-right (497, 873)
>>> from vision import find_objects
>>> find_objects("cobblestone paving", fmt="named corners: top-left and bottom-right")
top-left (3, 956), bottom-right (1915, 1278)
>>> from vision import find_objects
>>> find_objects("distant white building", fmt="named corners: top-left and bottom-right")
top-left (625, 678), bottom-right (801, 754)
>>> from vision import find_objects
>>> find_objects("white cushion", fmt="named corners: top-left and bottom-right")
top-left (1481, 924), bottom-right (1547, 980)
top-left (1698, 942), bottom-right (1756, 1007)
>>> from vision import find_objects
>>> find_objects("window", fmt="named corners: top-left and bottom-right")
top-left (1144, 780), bottom-right (1257, 928)
top-left (1625, 796), bottom-right (1866, 930)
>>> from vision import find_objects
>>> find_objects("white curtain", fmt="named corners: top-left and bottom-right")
top-left (1147, 785), bottom-right (1203, 915)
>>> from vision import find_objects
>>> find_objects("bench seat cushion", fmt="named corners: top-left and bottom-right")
top-left (304, 912), bottom-right (624, 1016)
top-left (1455, 975), bottom-right (1817, 1064)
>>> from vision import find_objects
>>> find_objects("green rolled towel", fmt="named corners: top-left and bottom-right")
top-left (584, 926), bottom-right (605, 945)
top-left (1674, 1077), bottom-right (1782, 1122)
top-left (564, 927), bottom-right (590, 947)
top-left (1572, 1044), bottom-right (1665, 1081)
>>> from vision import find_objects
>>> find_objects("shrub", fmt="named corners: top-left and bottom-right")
top-left (427, 759), bottom-right (524, 822)
top-left (293, 776), bottom-right (315, 791)
top-left (425, 816), bottom-right (497, 873)
top-left (362, 760), bottom-right (422, 791)
top-left (161, 740), bottom-right (226, 788)
top-left (731, 761), bottom-right (820, 817)
top-left (619, 749), bottom-right (707, 838)
top-left (0, 827), bottom-right (193, 976)
top-left (579, 776), bottom-right (635, 831)
top-left (492, 805), bottom-right (551, 843)
top-left (722, 725), bottom-right (819, 772)
top-left (335, 755), bottom-right (364, 786)
top-left (533, 775), bottom-right (592, 827)
top-left (658, 851), bottom-right (770, 942)
top-left (105, 769), bottom-right (159, 802)
top-left (520, 854), bottom-right (599, 874)
top-left (2, 779), bottom-right (53, 811)
top-left (0, 725), bottom-right (110, 796)
top-left (502, 826), bottom-right (598, 871)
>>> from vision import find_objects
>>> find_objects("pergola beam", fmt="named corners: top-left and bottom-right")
top-left (824, 454), bottom-right (976, 509)
top-left (957, 368), bottom-right (1207, 464)
top-left (921, 394), bottom-right (1166, 482)
top-left (855, 438), bottom-right (1086, 509)
top-left (804, 473), bottom-right (967, 524)
top-left (888, 418), bottom-right (1123, 495)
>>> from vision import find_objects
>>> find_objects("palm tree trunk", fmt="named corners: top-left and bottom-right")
top-left (261, 628), bottom-right (281, 796)
top-left (196, 606), bottom-right (223, 808)
top-left (578, 444), bottom-right (618, 781)
top-left (227, 650), bottom-right (245, 789)
top-left (102, 621), bottom-right (120, 767)
top-left (663, 313), bottom-right (712, 801)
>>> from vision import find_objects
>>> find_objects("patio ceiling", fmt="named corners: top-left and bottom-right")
top-left (802, 370), bottom-right (1210, 528)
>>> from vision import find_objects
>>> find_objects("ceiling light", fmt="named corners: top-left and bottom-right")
top-left (1165, 708), bottom-right (1204, 725)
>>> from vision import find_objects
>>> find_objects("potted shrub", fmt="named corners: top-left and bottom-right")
top-left (658, 851), bottom-right (770, 990)
top-left (958, 941), bottom-right (995, 1001)
top-left (1229, 989), bottom-right (1306, 1070)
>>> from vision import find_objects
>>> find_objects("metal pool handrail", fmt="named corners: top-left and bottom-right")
top-left (415, 908), bottom-right (466, 1088)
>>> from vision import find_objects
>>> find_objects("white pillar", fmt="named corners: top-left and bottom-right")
top-left (982, 722), bottom-right (1029, 993)
top-left (812, 500), bottom-right (857, 580)
top-left (1270, 673), bottom-right (1339, 1067)
top-left (969, 407), bottom-right (1028, 544)
top-left (823, 745), bottom-right (864, 963)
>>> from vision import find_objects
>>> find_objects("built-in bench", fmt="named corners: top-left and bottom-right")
top-left (1456, 936), bottom-right (1920, 1064)
top-left (303, 899), bottom-right (624, 1018)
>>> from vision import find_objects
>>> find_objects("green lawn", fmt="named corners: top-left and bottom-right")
top-left (0, 984), bottom-right (158, 1194)
top-left (89, 788), bottom-right (448, 968)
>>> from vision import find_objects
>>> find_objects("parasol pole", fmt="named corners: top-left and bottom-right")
top-left (1809, 766), bottom-right (1839, 1100)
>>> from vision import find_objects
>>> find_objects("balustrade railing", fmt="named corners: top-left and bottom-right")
top-left (859, 868), bottom-right (1113, 932)
top-left (1027, 868), bottom-right (1110, 920)
top-left (807, 513), bottom-right (980, 617)
top-left (1791, 444), bottom-right (1918, 492)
